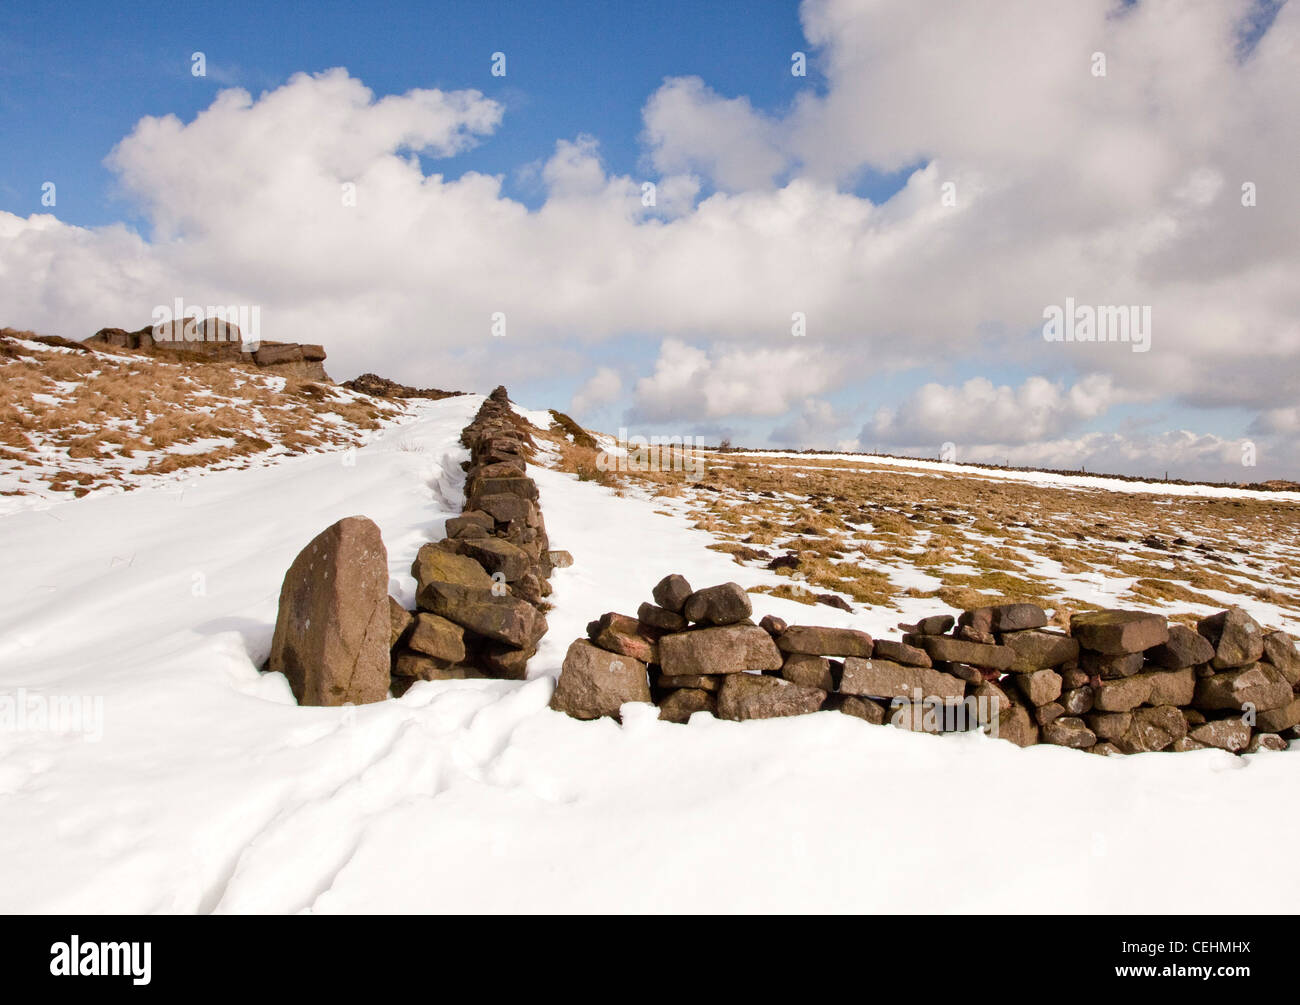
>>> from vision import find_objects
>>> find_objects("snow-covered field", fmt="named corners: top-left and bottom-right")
top-left (1, 394), bottom-right (1295, 913)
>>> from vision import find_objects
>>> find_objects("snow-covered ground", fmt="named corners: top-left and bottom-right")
top-left (1, 394), bottom-right (1295, 913)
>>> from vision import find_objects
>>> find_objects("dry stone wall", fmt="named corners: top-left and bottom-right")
top-left (388, 386), bottom-right (567, 693)
top-left (550, 576), bottom-right (1300, 755)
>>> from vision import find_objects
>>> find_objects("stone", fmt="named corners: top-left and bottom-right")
top-left (889, 700), bottom-right (945, 733)
top-left (450, 536), bottom-right (532, 582)
top-left (1148, 624), bottom-right (1216, 670)
top-left (956, 625), bottom-right (996, 645)
top-left (1059, 663), bottom-right (1089, 689)
top-left (986, 603), bottom-right (1049, 632)
top-left (411, 542), bottom-right (493, 593)
top-left (445, 510), bottom-right (494, 538)
top-left (656, 673), bottom-right (723, 692)
top-left (915, 615), bottom-right (955, 635)
top-left (588, 612), bottom-right (660, 663)
top-left (1014, 668), bottom-right (1063, 707)
top-left (1193, 664), bottom-right (1292, 712)
top-left (1246, 733), bottom-right (1289, 753)
top-left (990, 703), bottom-right (1038, 747)
top-left (871, 638), bottom-right (932, 668)
top-left (406, 612), bottom-right (467, 663)
top-left (416, 581), bottom-right (538, 647)
top-left (1115, 705), bottom-right (1187, 753)
top-left (1255, 697), bottom-right (1300, 733)
top-left (1091, 742), bottom-right (1124, 756)
top-left (466, 475), bottom-right (538, 502)
top-left (658, 624), bottom-right (783, 676)
top-left (479, 641), bottom-right (534, 680)
top-left (834, 695), bottom-right (888, 725)
top-left (910, 635), bottom-right (1015, 671)
top-left (971, 681), bottom-right (1012, 726)
top-left (1262, 631), bottom-right (1300, 685)
top-left (392, 650), bottom-right (484, 682)
top-left (776, 625), bottom-right (873, 657)
top-left (958, 608), bottom-right (994, 635)
top-left (935, 662), bottom-right (984, 684)
top-left (759, 614), bottom-right (788, 636)
top-left (658, 688), bottom-right (715, 724)
top-left (652, 574), bottom-right (694, 614)
top-left (716, 674), bottom-right (826, 721)
top-left (637, 602), bottom-right (687, 633)
top-left (1081, 650), bottom-right (1146, 679)
top-left (1043, 716), bottom-right (1097, 749)
top-left (1086, 711), bottom-right (1132, 742)
top-left (1034, 701), bottom-right (1065, 726)
top-left (1061, 686), bottom-right (1094, 716)
top-left (549, 640), bottom-right (651, 720)
top-left (474, 493), bottom-right (540, 527)
top-left (1197, 607), bottom-right (1265, 669)
top-left (1189, 718), bottom-right (1251, 752)
top-left (839, 657), bottom-right (965, 702)
top-left (1092, 675), bottom-right (1152, 712)
top-left (1170, 737), bottom-right (1208, 752)
top-left (269, 516), bottom-right (391, 707)
top-left (781, 653), bottom-right (836, 691)
top-left (254, 342), bottom-right (304, 366)
top-left (1143, 667), bottom-right (1196, 707)
top-left (682, 582), bottom-right (752, 625)
top-left (546, 549), bottom-right (574, 569)
top-left (1070, 610), bottom-right (1168, 655)
top-left (388, 596), bottom-right (414, 649)
top-left (998, 626), bottom-right (1081, 676)
top-left (1001, 629), bottom-right (1080, 672)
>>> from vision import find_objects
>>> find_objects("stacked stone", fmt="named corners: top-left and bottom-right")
top-left (548, 580), bottom-right (1300, 756)
top-left (389, 386), bottom-right (568, 694)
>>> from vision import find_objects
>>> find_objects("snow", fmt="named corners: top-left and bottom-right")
top-left (739, 451), bottom-right (1300, 502)
top-left (1, 394), bottom-right (1297, 913)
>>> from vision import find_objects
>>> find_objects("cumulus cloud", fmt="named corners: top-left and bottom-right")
top-left (769, 398), bottom-right (845, 448)
top-left (867, 374), bottom-right (1128, 447)
top-left (570, 366), bottom-right (623, 416)
top-left (627, 339), bottom-right (836, 424)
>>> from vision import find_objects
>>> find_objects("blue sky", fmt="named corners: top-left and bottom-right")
top-left (1, 1), bottom-right (1296, 480)
top-left (1, 0), bottom-right (827, 224)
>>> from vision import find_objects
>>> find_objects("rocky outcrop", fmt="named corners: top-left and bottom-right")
top-left (341, 373), bottom-right (465, 400)
top-left (85, 322), bottom-right (329, 381)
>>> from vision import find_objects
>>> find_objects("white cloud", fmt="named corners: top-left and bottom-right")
top-left (0, 2), bottom-right (1296, 478)
top-left (628, 339), bottom-right (836, 424)
top-left (570, 366), bottom-right (623, 416)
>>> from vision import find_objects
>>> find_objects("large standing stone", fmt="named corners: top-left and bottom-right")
top-left (716, 674), bottom-right (825, 721)
top-left (549, 639), bottom-right (650, 720)
top-left (1197, 607), bottom-right (1265, 670)
top-left (1070, 610), bottom-right (1168, 655)
top-left (682, 582), bottom-right (752, 625)
top-left (1001, 629), bottom-right (1080, 672)
top-left (776, 625), bottom-right (873, 657)
top-left (652, 574), bottom-right (694, 614)
top-left (1193, 663), bottom-right (1292, 712)
top-left (269, 516), bottom-right (392, 706)
top-left (1148, 624), bottom-right (1216, 670)
top-left (839, 657), bottom-right (965, 702)
top-left (658, 624), bottom-right (782, 676)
